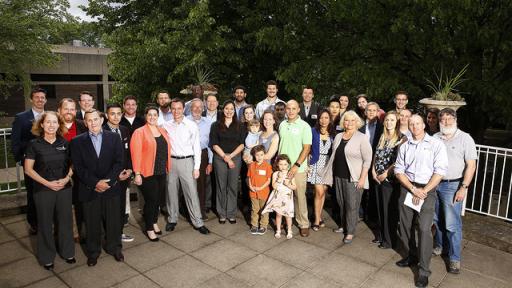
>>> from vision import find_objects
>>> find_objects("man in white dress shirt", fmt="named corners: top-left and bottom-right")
top-left (163, 98), bottom-right (209, 234)
top-left (255, 80), bottom-right (286, 119)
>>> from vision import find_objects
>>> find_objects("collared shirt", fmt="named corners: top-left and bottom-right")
top-left (434, 129), bottom-right (478, 180)
top-left (32, 108), bottom-right (43, 120)
top-left (394, 133), bottom-right (448, 184)
top-left (235, 101), bottom-right (248, 120)
top-left (157, 107), bottom-right (173, 126)
top-left (89, 130), bottom-right (103, 157)
top-left (255, 97), bottom-right (286, 119)
top-left (163, 117), bottom-right (202, 169)
top-left (106, 123), bottom-right (122, 140)
top-left (365, 120), bottom-right (377, 145)
top-left (187, 115), bottom-right (213, 164)
top-left (304, 103), bottom-right (311, 117)
top-left (278, 117), bottom-right (312, 173)
top-left (205, 110), bottom-right (217, 123)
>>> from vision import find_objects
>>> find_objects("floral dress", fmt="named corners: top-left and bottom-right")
top-left (308, 137), bottom-right (332, 184)
top-left (374, 138), bottom-right (400, 181)
top-left (262, 171), bottom-right (294, 217)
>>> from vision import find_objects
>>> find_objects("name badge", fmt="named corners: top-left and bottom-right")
top-left (311, 114), bottom-right (318, 119)
top-left (258, 169), bottom-right (266, 176)
top-left (56, 146), bottom-right (66, 151)
top-left (125, 143), bottom-right (129, 149)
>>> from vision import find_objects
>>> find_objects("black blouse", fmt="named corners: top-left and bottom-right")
top-left (209, 121), bottom-right (245, 154)
top-left (153, 135), bottom-right (168, 176)
top-left (333, 139), bottom-right (351, 179)
top-left (25, 136), bottom-right (70, 192)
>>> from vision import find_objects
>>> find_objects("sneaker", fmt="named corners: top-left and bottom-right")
top-left (274, 230), bottom-right (281, 239)
top-left (257, 227), bottom-right (267, 235)
top-left (333, 227), bottom-right (344, 233)
top-left (432, 246), bottom-right (442, 256)
top-left (448, 261), bottom-right (460, 274)
top-left (286, 230), bottom-right (293, 239)
top-left (250, 226), bottom-right (259, 235)
top-left (121, 234), bottom-right (134, 242)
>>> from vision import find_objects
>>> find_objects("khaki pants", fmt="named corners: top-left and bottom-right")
top-left (294, 172), bottom-right (309, 228)
top-left (250, 198), bottom-right (269, 228)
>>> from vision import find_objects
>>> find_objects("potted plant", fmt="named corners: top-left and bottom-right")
top-left (180, 65), bottom-right (218, 98)
top-left (419, 64), bottom-right (468, 111)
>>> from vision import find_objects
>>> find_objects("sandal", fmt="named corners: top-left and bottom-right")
top-left (311, 224), bottom-right (320, 231)
top-left (319, 220), bottom-right (325, 227)
top-left (286, 230), bottom-right (293, 239)
top-left (275, 230), bottom-right (281, 239)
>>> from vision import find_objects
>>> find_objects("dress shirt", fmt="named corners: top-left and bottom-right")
top-left (32, 109), bottom-right (43, 120)
top-left (304, 103), bottom-right (311, 117)
top-left (187, 115), bottom-right (213, 164)
top-left (255, 97), bottom-right (286, 119)
top-left (365, 120), bottom-right (377, 146)
top-left (394, 133), bottom-right (448, 185)
top-left (157, 107), bottom-right (173, 126)
top-left (163, 117), bottom-right (202, 170)
top-left (205, 110), bottom-right (217, 122)
top-left (106, 123), bottom-right (122, 140)
top-left (235, 101), bottom-right (248, 120)
top-left (89, 130), bottom-right (103, 157)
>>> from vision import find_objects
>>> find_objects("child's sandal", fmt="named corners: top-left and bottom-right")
top-left (286, 230), bottom-right (293, 239)
top-left (275, 230), bottom-right (281, 239)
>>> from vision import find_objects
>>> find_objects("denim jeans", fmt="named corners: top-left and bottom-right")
top-left (434, 181), bottom-right (463, 261)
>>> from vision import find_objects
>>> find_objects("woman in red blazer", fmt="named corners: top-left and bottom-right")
top-left (130, 106), bottom-right (171, 241)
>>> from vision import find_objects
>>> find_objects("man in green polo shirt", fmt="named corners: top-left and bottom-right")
top-left (278, 100), bottom-right (312, 237)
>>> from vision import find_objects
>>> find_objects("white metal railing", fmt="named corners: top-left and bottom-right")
top-left (0, 128), bottom-right (24, 194)
top-left (465, 144), bottom-right (512, 221)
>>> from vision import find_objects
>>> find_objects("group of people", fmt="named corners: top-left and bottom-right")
top-left (11, 81), bottom-right (477, 288)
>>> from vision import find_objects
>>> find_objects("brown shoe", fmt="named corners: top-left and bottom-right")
top-left (300, 228), bottom-right (309, 237)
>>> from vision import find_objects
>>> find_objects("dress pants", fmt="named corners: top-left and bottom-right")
top-left (398, 185), bottom-right (436, 277)
top-left (140, 174), bottom-right (166, 231)
top-left (82, 195), bottom-right (122, 259)
top-left (197, 149), bottom-right (209, 217)
top-left (213, 154), bottom-right (241, 219)
top-left (119, 179), bottom-right (129, 229)
top-left (166, 158), bottom-right (204, 227)
top-left (334, 177), bottom-right (363, 235)
top-left (294, 172), bottom-right (309, 228)
top-left (375, 180), bottom-right (399, 247)
top-left (24, 171), bottom-right (37, 228)
top-left (34, 187), bottom-right (74, 265)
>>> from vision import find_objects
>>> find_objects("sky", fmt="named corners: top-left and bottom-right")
top-left (68, 0), bottom-right (94, 22)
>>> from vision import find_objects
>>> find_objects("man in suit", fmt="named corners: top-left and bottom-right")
top-left (70, 110), bottom-right (126, 266)
top-left (104, 104), bottom-right (134, 242)
top-left (359, 102), bottom-right (384, 225)
top-left (119, 95), bottom-right (145, 136)
top-left (299, 87), bottom-right (322, 127)
top-left (11, 87), bottom-right (47, 234)
top-left (75, 91), bottom-right (95, 121)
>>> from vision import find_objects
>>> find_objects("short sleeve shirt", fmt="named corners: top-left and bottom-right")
top-left (25, 136), bottom-right (70, 192)
top-left (247, 161), bottom-right (273, 199)
top-left (278, 118), bottom-right (313, 173)
top-left (434, 129), bottom-right (478, 179)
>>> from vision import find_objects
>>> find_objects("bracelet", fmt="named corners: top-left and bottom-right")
top-left (294, 162), bottom-right (301, 168)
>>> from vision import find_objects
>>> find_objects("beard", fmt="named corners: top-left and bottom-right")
top-left (440, 124), bottom-right (457, 135)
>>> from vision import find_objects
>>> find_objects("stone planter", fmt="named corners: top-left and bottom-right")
top-left (419, 98), bottom-right (467, 111)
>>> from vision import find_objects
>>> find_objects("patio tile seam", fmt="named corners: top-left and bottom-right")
top-left (460, 267), bottom-right (508, 284)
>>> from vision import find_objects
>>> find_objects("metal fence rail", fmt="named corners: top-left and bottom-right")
top-left (466, 144), bottom-right (512, 221)
top-left (0, 128), bottom-right (24, 194)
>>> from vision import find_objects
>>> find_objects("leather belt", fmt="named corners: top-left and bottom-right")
top-left (440, 177), bottom-right (463, 183)
top-left (171, 155), bottom-right (193, 159)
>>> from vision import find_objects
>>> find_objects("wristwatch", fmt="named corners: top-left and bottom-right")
top-left (461, 183), bottom-right (469, 189)
top-left (294, 162), bottom-right (301, 168)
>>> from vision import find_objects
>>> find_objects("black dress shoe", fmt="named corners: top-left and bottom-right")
top-left (154, 230), bottom-right (163, 235)
top-left (29, 226), bottom-right (38, 235)
top-left (219, 218), bottom-right (226, 224)
top-left (144, 231), bottom-right (160, 242)
top-left (196, 226), bottom-right (210, 235)
top-left (113, 252), bottom-right (125, 262)
top-left (165, 222), bottom-right (176, 231)
top-left (378, 243), bottom-right (391, 249)
top-left (87, 257), bottom-right (97, 267)
top-left (395, 257), bottom-right (416, 268)
top-left (43, 263), bottom-right (54, 270)
top-left (65, 257), bottom-right (76, 264)
top-left (415, 275), bottom-right (428, 288)
top-left (228, 218), bottom-right (237, 224)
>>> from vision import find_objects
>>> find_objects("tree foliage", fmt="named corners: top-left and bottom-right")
top-left (86, 0), bottom-right (512, 135)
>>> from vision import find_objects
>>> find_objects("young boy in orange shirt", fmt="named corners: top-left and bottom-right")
top-left (247, 145), bottom-right (273, 235)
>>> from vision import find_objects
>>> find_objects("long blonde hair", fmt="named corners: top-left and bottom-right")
top-left (377, 111), bottom-right (400, 149)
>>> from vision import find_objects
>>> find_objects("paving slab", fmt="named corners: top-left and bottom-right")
top-left (294, 226), bottom-right (344, 251)
top-left (112, 274), bottom-right (161, 288)
top-left (58, 256), bottom-right (139, 288)
top-left (160, 226), bottom-right (222, 253)
top-left (0, 240), bottom-right (32, 266)
top-left (439, 269), bottom-right (509, 288)
top-left (197, 273), bottom-right (251, 288)
top-left (0, 257), bottom-right (53, 287)
top-left (4, 220), bottom-right (31, 238)
top-left (227, 254), bottom-right (302, 287)
top-left (0, 214), bottom-right (25, 225)
top-left (280, 271), bottom-right (341, 288)
top-left (206, 220), bottom-right (249, 238)
top-left (145, 255), bottom-right (220, 288)
top-left (227, 228), bottom-right (284, 253)
top-left (124, 240), bottom-right (184, 272)
top-left (264, 238), bottom-right (330, 270)
top-left (0, 225), bottom-right (15, 244)
top-left (333, 237), bottom-right (395, 267)
top-left (191, 239), bottom-right (258, 272)
top-left (24, 276), bottom-right (68, 288)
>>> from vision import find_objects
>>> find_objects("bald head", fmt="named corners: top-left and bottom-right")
top-left (285, 100), bottom-right (300, 121)
top-left (409, 114), bottom-right (426, 139)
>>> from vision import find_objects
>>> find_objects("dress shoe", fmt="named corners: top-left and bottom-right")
top-left (144, 231), bottom-right (160, 242)
top-left (165, 222), bottom-right (176, 231)
top-left (395, 257), bottom-right (416, 268)
top-left (228, 218), bottom-right (237, 224)
top-left (65, 257), bottom-right (76, 264)
top-left (343, 237), bottom-right (353, 244)
top-left (299, 228), bottom-right (310, 237)
top-left (196, 226), bottom-right (210, 235)
top-left (415, 275), bottom-right (429, 288)
top-left (43, 263), bottom-right (54, 270)
top-left (378, 243), bottom-right (391, 249)
top-left (87, 257), bottom-right (97, 267)
top-left (154, 230), bottom-right (163, 235)
top-left (113, 252), bottom-right (125, 262)
top-left (29, 226), bottom-right (38, 235)
top-left (219, 218), bottom-right (226, 224)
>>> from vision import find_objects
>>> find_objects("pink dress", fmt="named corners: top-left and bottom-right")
top-left (262, 171), bottom-right (294, 217)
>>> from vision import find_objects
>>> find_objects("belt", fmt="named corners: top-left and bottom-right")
top-left (171, 155), bottom-right (193, 159)
top-left (441, 177), bottom-right (463, 183)
top-left (411, 182), bottom-right (427, 188)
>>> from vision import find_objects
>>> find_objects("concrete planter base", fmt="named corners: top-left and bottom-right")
top-left (419, 98), bottom-right (467, 111)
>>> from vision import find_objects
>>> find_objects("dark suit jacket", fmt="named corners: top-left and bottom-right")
top-left (103, 123), bottom-right (132, 170)
top-left (359, 120), bottom-right (384, 152)
top-left (70, 130), bottom-right (124, 202)
top-left (11, 109), bottom-right (36, 162)
top-left (76, 110), bottom-right (84, 121)
top-left (299, 101), bottom-right (322, 127)
top-left (119, 115), bottom-right (145, 136)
